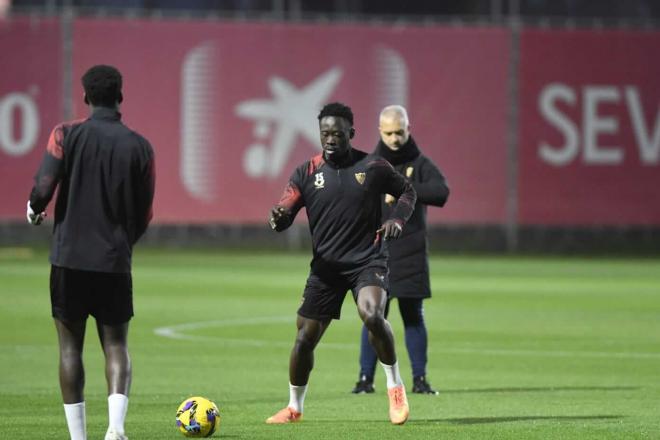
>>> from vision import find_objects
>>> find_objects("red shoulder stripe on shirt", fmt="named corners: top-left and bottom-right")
top-left (46, 119), bottom-right (86, 159)
top-left (46, 125), bottom-right (64, 159)
top-left (308, 153), bottom-right (325, 175)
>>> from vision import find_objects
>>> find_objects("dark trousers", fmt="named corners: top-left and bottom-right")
top-left (359, 297), bottom-right (428, 379)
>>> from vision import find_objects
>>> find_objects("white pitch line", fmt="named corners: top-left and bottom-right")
top-left (153, 317), bottom-right (660, 360)
top-left (154, 315), bottom-right (292, 337)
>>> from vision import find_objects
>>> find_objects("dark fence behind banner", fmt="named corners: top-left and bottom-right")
top-left (1, 15), bottom-right (659, 252)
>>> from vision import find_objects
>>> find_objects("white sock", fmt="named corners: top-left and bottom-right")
top-left (380, 361), bottom-right (403, 389)
top-left (287, 383), bottom-right (307, 413)
top-left (107, 393), bottom-right (129, 435)
top-left (63, 401), bottom-right (86, 440)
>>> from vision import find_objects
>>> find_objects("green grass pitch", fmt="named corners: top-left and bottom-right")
top-left (0, 248), bottom-right (659, 439)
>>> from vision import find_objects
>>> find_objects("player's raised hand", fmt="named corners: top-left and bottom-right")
top-left (26, 201), bottom-right (46, 226)
top-left (384, 194), bottom-right (396, 205)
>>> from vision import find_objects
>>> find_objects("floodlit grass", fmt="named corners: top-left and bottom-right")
top-left (1, 248), bottom-right (659, 439)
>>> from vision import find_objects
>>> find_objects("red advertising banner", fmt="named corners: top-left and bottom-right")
top-left (4, 20), bottom-right (659, 228)
top-left (70, 19), bottom-right (510, 224)
top-left (0, 17), bottom-right (62, 219)
top-left (519, 29), bottom-right (660, 225)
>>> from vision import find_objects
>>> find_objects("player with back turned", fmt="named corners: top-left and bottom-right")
top-left (266, 102), bottom-right (417, 425)
top-left (27, 65), bottom-right (155, 440)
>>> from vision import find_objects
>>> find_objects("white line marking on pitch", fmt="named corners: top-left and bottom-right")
top-left (153, 317), bottom-right (660, 360)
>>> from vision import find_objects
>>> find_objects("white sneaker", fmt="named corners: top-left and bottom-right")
top-left (104, 430), bottom-right (128, 440)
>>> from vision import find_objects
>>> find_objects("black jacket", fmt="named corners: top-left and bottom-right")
top-left (29, 107), bottom-right (155, 273)
top-left (274, 148), bottom-right (416, 273)
top-left (375, 136), bottom-right (449, 298)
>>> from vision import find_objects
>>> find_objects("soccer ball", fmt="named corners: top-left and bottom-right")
top-left (175, 396), bottom-right (221, 437)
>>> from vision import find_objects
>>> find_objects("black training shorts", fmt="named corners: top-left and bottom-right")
top-left (50, 265), bottom-right (133, 325)
top-left (297, 262), bottom-right (389, 321)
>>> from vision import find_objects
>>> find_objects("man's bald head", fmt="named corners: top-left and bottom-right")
top-left (380, 105), bottom-right (409, 126)
top-left (379, 105), bottom-right (410, 151)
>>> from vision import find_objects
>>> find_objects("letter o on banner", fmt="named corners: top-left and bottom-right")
top-left (0, 92), bottom-right (40, 156)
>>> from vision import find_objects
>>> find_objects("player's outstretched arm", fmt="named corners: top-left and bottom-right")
top-left (269, 180), bottom-right (304, 232)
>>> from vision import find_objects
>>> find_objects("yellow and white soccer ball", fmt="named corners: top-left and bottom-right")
top-left (175, 396), bottom-right (221, 437)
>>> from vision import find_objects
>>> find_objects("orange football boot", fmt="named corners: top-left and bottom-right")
top-left (387, 385), bottom-right (410, 425)
top-left (266, 407), bottom-right (303, 424)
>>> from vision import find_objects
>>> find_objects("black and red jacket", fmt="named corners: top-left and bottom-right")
top-left (29, 107), bottom-right (155, 273)
top-left (273, 148), bottom-right (416, 272)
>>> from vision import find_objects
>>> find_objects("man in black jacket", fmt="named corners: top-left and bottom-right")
top-left (267, 102), bottom-right (416, 425)
top-left (352, 105), bottom-right (449, 395)
top-left (27, 65), bottom-right (155, 440)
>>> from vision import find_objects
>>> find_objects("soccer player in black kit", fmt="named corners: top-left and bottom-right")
top-left (27, 65), bottom-right (155, 440)
top-left (266, 102), bottom-right (416, 425)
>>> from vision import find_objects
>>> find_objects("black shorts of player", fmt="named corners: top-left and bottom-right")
top-left (50, 265), bottom-right (133, 325)
top-left (298, 262), bottom-right (389, 321)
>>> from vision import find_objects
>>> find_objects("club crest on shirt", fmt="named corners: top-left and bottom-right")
top-left (355, 172), bottom-right (366, 185)
top-left (314, 172), bottom-right (325, 189)
top-left (406, 166), bottom-right (414, 178)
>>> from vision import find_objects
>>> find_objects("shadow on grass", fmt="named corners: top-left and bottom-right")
top-left (232, 386), bottom-right (639, 406)
top-left (307, 414), bottom-right (624, 425)
top-left (411, 415), bottom-right (624, 425)
top-left (440, 386), bottom-right (639, 394)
